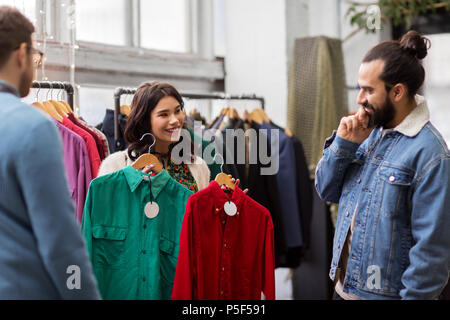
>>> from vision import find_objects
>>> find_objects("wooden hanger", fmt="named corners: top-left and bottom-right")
top-left (58, 100), bottom-right (72, 114)
top-left (249, 108), bottom-right (270, 124)
top-left (49, 100), bottom-right (68, 117)
top-left (189, 108), bottom-right (198, 116)
top-left (120, 104), bottom-right (132, 117)
top-left (284, 128), bottom-right (293, 137)
top-left (32, 101), bottom-right (48, 113)
top-left (259, 109), bottom-right (270, 123)
top-left (215, 172), bottom-right (235, 190)
top-left (42, 101), bottom-right (63, 122)
top-left (213, 153), bottom-right (235, 190)
top-left (131, 133), bottom-right (163, 173)
top-left (229, 108), bottom-right (240, 120)
top-left (242, 109), bottom-right (250, 121)
top-left (249, 109), bottom-right (264, 125)
top-left (132, 154), bottom-right (163, 173)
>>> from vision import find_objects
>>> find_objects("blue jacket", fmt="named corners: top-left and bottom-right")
top-left (0, 85), bottom-right (100, 299)
top-left (315, 96), bottom-right (450, 299)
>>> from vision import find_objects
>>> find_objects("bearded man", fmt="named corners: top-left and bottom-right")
top-left (315, 30), bottom-right (449, 300)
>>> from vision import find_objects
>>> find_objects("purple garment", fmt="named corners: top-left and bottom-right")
top-left (53, 118), bottom-right (93, 223)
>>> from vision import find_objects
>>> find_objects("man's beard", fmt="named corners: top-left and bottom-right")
top-left (18, 68), bottom-right (33, 98)
top-left (363, 95), bottom-right (396, 128)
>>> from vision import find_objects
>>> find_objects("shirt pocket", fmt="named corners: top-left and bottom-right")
top-left (377, 165), bottom-right (414, 216)
top-left (342, 151), bottom-right (365, 196)
top-left (159, 236), bottom-right (179, 299)
top-left (92, 225), bottom-right (128, 268)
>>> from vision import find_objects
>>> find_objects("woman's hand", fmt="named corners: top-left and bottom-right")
top-left (142, 164), bottom-right (155, 174)
top-left (224, 175), bottom-right (249, 194)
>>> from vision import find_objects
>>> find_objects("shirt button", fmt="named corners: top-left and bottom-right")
top-left (220, 291), bottom-right (224, 295)
top-left (356, 178), bottom-right (361, 184)
top-left (222, 220), bottom-right (226, 224)
top-left (337, 244), bottom-right (341, 249)
top-left (389, 175), bottom-right (395, 182)
top-left (224, 243), bottom-right (227, 248)
top-left (345, 211), bottom-right (349, 217)
top-left (142, 277), bottom-right (146, 282)
top-left (141, 250), bottom-right (146, 254)
top-left (143, 225), bottom-right (147, 229)
top-left (216, 208), bottom-right (219, 212)
top-left (222, 267), bottom-right (225, 271)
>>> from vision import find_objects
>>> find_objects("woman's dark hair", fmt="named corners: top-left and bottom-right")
top-left (125, 81), bottom-right (195, 162)
top-left (362, 30), bottom-right (431, 98)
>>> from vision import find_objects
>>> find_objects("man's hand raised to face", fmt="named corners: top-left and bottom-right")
top-left (337, 107), bottom-right (374, 144)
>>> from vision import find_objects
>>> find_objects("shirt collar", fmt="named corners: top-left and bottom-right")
top-left (0, 79), bottom-right (20, 97)
top-left (123, 165), bottom-right (171, 198)
top-left (392, 94), bottom-right (430, 137)
top-left (209, 180), bottom-right (246, 216)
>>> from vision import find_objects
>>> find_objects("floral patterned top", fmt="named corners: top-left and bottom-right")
top-left (166, 162), bottom-right (198, 193)
top-left (150, 144), bottom-right (198, 193)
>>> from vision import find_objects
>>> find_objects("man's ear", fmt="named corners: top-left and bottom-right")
top-left (16, 42), bottom-right (28, 69)
top-left (391, 83), bottom-right (407, 102)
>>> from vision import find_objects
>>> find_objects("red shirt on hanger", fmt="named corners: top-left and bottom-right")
top-left (172, 181), bottom-right (275, 300)
top-left (67, 113), bottom-right (105, 160)
top-left (62, 117), bottom-right (101, 178)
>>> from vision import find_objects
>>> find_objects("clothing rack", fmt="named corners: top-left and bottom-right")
top-left (32, 81), bottom-right (74, 110)
top-left (113, 87), bottom-right (265, 142)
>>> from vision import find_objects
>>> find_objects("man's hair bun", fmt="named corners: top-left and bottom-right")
top-left (399, 30), bottom-right (430, 60)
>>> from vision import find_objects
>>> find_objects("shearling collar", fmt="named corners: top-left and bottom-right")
top-left (393, 94), bottom-right (430, 137)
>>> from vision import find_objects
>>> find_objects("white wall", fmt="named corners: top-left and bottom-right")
top-left (224, 0), bottom-right (287, 127)
top-left (308, 0), bottom-right (340, 38)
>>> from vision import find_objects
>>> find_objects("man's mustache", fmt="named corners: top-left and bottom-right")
top-left (362, 103), bottom-right (376, 128)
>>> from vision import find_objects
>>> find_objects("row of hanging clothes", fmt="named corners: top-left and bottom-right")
top-left (104, 92), bottom-right (314, 267)
top-left (83, 92), bottom-right (277, 300)
top-left (81, 89), bottom-right (312, 300)
top-left (30, 81), bottom-right (109, 223)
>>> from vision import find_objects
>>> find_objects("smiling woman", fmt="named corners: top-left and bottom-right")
top-left (98, 81), bottom-right (211, 192)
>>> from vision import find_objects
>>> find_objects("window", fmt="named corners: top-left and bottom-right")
top-left (75, 0), bottom-right (127, 46)
top-left (214, 0), bottom-right (226, 57)
top-left (0, 0), bottom-right (36, 24)
top-left (140, 0), bottom-right (189, 53)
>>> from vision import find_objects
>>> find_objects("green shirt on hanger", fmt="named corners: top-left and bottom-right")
top-left (81, 166), bottom-right (193, 300)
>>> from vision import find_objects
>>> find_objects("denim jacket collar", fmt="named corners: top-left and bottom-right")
top-left (393, 95), bottom-right (430, 138)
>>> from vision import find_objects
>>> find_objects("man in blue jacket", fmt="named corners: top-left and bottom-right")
top-left (0, 6), bottom-right (100, 299)
top-left (315, 30), bottom-right (449, 300)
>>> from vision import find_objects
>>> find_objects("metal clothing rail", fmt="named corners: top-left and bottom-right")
top-left (113, 87), bottom-right (265, 142)
top-left (32, 81), bottom-right (74, 110)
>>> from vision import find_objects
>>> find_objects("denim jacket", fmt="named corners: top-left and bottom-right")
top-left (315, 96), bottom-right (450, 300)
